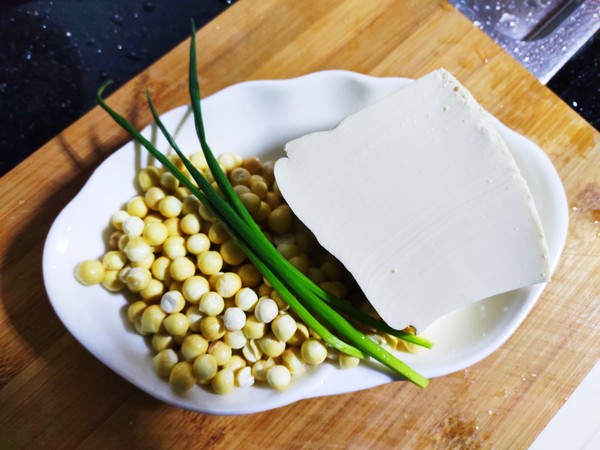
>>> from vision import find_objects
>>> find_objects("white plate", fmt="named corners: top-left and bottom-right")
top-left (43, 70), bottom-right (568, 415)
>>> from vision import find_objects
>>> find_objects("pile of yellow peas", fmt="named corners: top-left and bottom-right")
top-left (75, 151), bottom-right (411, 394)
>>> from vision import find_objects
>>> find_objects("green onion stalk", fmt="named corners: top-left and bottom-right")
top-left (96, 22), bottom-right (430, 388)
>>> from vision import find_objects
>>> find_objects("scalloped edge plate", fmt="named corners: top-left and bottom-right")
top-left (43, 71), bottom-right (568, 415)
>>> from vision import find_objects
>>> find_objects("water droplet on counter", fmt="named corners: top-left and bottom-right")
top-left (499, 12), bottom-right (516, 27)
top-left (572, 101), bottom-right (578, 107)
top-left (117, 44), bottom-right (123, 51)
top-left (126, 52), bottom-right (143, 61)
top-left (572, 206), bottom-right (579, 211)
top-left (143, 1), bottom-right (155, 13)
top-left (111, 14), bottom-right (124, 25)
top-left (25, 51), bottom-right (32, 60)
top-left (65, 31), bottom-right (72, 37)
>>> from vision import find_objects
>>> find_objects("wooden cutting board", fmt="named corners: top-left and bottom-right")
top-left (1, 0), bottom-right (598, 448)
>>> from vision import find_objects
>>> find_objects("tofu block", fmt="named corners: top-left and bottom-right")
top-left (274, 69), bottom-right (550, 332)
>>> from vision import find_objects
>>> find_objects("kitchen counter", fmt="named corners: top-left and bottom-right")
top-left (0, 0), bottom-right (598, 177)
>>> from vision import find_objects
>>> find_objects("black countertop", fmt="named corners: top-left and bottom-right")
top-left (1, 1), bottom-right (598, 177)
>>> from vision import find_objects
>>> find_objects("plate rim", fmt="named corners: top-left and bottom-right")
top-left (42, 69), bottom-right (569, 414)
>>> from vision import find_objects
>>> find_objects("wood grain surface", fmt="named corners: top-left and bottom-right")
top-left (1, 0), bottom-right (598, 448)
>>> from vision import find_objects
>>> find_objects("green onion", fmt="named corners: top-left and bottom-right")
top-left (96, 22), bottom-right (430, 388)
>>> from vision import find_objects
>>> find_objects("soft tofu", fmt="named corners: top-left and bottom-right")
top-left (274, 69), bottom-right (551, 333)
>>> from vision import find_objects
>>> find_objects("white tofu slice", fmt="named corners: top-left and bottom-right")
top-left (274, 69), bottom-right (551, 333)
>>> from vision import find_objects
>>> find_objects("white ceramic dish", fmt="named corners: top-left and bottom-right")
top-left (43, 71), bottom-right (568, 415)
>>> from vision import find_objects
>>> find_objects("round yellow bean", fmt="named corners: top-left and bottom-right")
top-left (200, 316), bottom-right (225, 341)
top-left (163, 312), bottom-right (189, 336)
top-left (339, 353), bottom-right (360, 369)
top-left (169, 256), bottom-right (196, 282)
top-left (259, 332), bottom-right (286, 358)
top-left (220, 240), bottom-right (247, 266)
top-left (186, 233), bottom-right (211, 255)
top-left (102, 251), bottom-right (127, 271)
top-left (193, 353), bottom-right (217, 383)
top-left (180, 213), bottom-right (201, 235)
top-left (75, 259), bottom-right (105, 285)
top-left (211, 369), bottom-right (235, 395)
top-left (181, 275), bottom-right (209, 304)
top-left (266, 365), bottom-right (291, 390)
top-left (271, 314), bottom-right (297, 342)
top-left (208, 341), bottom-right (232, 366)
top-left (143, 222), bottom-right (169, 246)
top-left (153, 348), bottom-right (178, 377)
top-left (138, 166), bottom-right (161, 192)
top-left (181, 334), bottom-right (209, 361)
top-left (198, 291), bottom-right (224, 316)
top-left (169, 361), bottom-right (196, 391)
top-left (301, 338), bottom-right (328, 365)
top-left (127, 196), bottom-right (148, 218)
top-left (125, 267), bottom-right (152, 292)
top-left (140, 278), bottom-right (165, 302)
top-left (140, 304), bottom-right (166, 333)
top-left (144, 186), bottom-right (166, 210)
top-left (215, 272), bottom-right (242, 299)
top-left (127, 301), bottom-right (147, 323)
top-left (158, 195), bottom-right (183, 218)
top-left (197, 251), bottom-right (223, 276)
top-left (152, 332), bottom-right (175, 352)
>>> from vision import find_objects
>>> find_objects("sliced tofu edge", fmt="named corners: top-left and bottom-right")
top-left (274, 69), bottom-right (551, 332)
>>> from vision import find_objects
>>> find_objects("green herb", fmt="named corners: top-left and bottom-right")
top-left (96, 22), bottom-right (430, 388)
